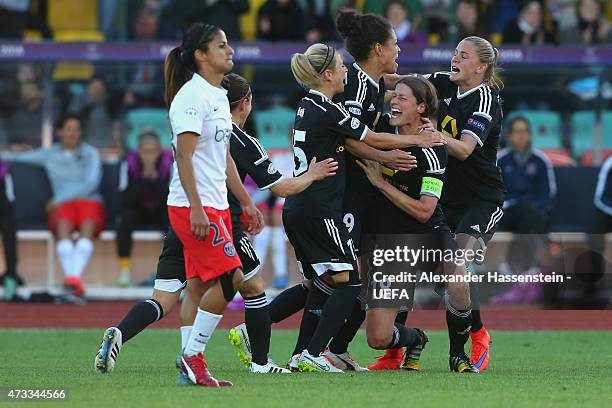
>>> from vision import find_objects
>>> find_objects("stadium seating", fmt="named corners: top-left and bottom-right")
top-left (123, 109), bottom-right (171, 150)
top-left (569, 111), bottom-right (612, 159)
top-left (254, 106), bottom-right (295, 149)
top-left (505, 110), bottom-right (563, 149)
top-left (539, 149), bottom-right (575, 167)
top-left (579, 149), bottom-right (612, 166)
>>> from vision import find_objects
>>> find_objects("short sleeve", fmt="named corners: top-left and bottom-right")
top-left (341, 71), bottom-right (365, 119)
top-left (420, 146), bottom-right (447, 199)
top-left (169, 92), bottom-right (206, 136)
top-left (326, 102), bottom-right (368, 141)
top-left (230, 131), bottom-right (283, 190)
top-left (462, 87), bottom-right (499, 147)
top-left (424, 72), bottom-right (456, 99)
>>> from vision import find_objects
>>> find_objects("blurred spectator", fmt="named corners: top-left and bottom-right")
top-left (0, 160), bottom-right (20, 301)
top-left (502, 0), bottom-right (559, 45)
top-left (0, 0), bottom-right (29, 38)
top-left (421, 0), bottom-right (451, 42)
top-left (6, 82), bottom-right (44, 147)
top-left (385, 0), bottom-right (426, 43)
top-left (257, 0), bottom-right (306, 41)
top-left (560, 0), bottom-right (611, 44)
top-left (364, 0), bottom-right (426, 34)
top-left (123, 5), bottom-right (165, 109)
top-left (116, 130), bottom-right (171, 287)
top-left (455, 0), bottom-right (489, 40)
top-left (168, 0), bottom-right (248, 40)
top-left (98, 0), bottom-right (118, 40)
top-left (493, 117), bottom-right (556, 303)
top-left (1, 114), bottom-right (105, 298)
top-left (67, 77), bottom-right (121, 148)
top-left (300, 0), bottom-right (341, 42)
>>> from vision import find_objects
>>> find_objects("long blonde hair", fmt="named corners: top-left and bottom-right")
top-left (463, 36), bottom-right (504, 91)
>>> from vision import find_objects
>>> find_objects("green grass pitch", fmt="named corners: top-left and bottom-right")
top-left (1, 329), bottom-right (611, 408)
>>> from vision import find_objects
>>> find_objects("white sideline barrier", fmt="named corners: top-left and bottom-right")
top-left (17, 230), bottom-right (163, 289)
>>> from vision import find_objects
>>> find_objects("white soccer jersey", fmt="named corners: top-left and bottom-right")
top-left (167, 73), bottom-right (233, 210)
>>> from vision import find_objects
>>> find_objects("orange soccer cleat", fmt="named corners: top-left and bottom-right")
top-left (470, 326), bottom-right (492, 371)
top-left (368, 348), bottom-right (403, 370)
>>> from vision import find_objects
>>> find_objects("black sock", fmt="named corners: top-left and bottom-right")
top-left (292, 281), bottom-right (331, 356)
top-left (117, 299), bottom-right (163, 343)
top-left (387, 323), bottom-right (421, 349)
top-left (269, 283), bottom-right (309, 323)
top-left (446, 303), bottom-right (472, 357)
top-left (469, 281), bottom-right (483, 332)
top-left (328, 299), bottom-right (365, 354)
top-left (307, 283), bottom-right (361, 356)
top-left (244, 293), bottom-right (271, 365)
top-left (395, 311), bottom-right (408, 326)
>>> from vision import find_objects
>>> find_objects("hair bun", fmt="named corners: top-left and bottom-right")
top-left (336, 8), bottom-right (362, 39)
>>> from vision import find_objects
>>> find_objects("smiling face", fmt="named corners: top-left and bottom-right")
top-left (326, 51), bottom-right (347, 95)
top-left (450, 39), bottom-right (486, 87)
top-left (198, 30), bottom-right (234, 74)
top-left (378, 30), bottom-right (400, 74)
top-left (389, 83), bottom-right (424, 127)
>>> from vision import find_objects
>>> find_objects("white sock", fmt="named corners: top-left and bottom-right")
top-left (271, 226), bottom-right (288, 279)
top-left (56, 239), bottom-right (75, 277)
top-left (180, 325), bottom-right (192, 352)
top-left (72, 238), bottom-right (94, 278)
top-left (184, 308), bottom-right (222, 357)
top-left (252, 226), bottom-right (271, 265)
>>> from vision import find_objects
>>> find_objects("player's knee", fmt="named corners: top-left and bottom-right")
top-left (152, 290), bottom-right (181, 317)
top-left (219, 268), bottom-right (241, 302)
top-left (367, 332), bottom-right (391, 350)
top-left (239, 274), bottom-right (264, 297)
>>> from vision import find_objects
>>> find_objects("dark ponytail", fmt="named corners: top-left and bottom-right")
top-left (163, 22), bottom-right (221, 106)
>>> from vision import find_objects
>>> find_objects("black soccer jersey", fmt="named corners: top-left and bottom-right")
top-left (335, 62), bottom-right (386, 205)
top-left (426, 72), bottom-right (506, 206)
top-left (373, 114), bottom-right (448, 233)
top-left (284, 89), bottom-right (368, 217)
top-left (228, 123), bottom-right (283, 235)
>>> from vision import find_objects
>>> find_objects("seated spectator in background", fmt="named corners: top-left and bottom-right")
top-left (0, 160), bottom-right (20, 300)
top-left (67, 77), bottom-right (121, 148)
top-left (365, 0), bottom-right (426, 34)
top-left (420, 0), bottom-right (451, 42)
top-left (7, 82), bottom-right (44, 148)
top-left (494, 117), bottom-right (556, 303)
top-left (123, 5), bottom-right (165, 109)
top-left (302, 0), bottom-right (341, 42)
top-left (503, 0), bottom-right (559, 45)
top-left (168, 0), bottom-right (248, 40)
top-left (1, 114), bottom-right (105, 298)
top-left (455, 0), bottom-right (489, 40)
top-left (116, 130), bottom-right (171, 287)
top-left (561, 0), bottom-right (611, 44)
top-left (0, 0), bottom-right (29, 39)
top-left (257, 0), bottom-right (305, 41)
top-left (385, 0), bottom-right (426, 43)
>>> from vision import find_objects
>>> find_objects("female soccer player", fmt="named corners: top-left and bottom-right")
top-left (357, 75), bottom-right (446, 371)
top-left (422, 36), bottom-right (505, 373)
top-left (284, 43), bottom-right (444, 372)
top-left (94, 72), bottom-right (337, 377)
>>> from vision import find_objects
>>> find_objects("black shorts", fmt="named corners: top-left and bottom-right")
top-left (234, 230), bottom-right (261, 282)
top-left (153, 228), bottom-right (261, 293)
top-left (283, 211), bottom-right (359, 283)
top-left (443, 202), bottom-right (504, 245)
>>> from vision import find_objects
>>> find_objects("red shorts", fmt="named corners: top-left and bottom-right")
top-left (168, 206), bottom-right (242, 282)
top-left (48, 199), bottom-right (107, 236)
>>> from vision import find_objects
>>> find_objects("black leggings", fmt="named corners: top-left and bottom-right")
top-left (0, 202), bottom-right (17, 277)
top-left (116, 207), bottom-right (168, 258)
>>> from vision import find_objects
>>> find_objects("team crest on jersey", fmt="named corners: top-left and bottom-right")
top-left (267, 163), bottom-right (277, 174)
top-left (224, 242), bottom-right (236, 257)
top-left (441, 115), bottom-right (458, 138)
top-left (351, 117), bottom-right (360, 129)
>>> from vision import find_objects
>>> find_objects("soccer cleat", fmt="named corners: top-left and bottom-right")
top-left (324, 350), bottom-right (368, 371)
top-left (298, 350), bottom-right (344, 373)
top-left (64, 276), bottom-right (85, 298)
top-left (470, 326), bottom-right (492, 371)
top-left (401, 328), bottom-right (429, 371)
top-left (368, 348), bottom-right (403, 370)
top-left (449, 355), bottom-right (479, 373)
top-left (180, 353), bottom-right (233, 387)
top-left (117, 268), bottom-right (130, 288)
top-left (228, 323), bottom-right (252, 368)
top-left (287, 354), bottom-right (300, 372)
top-left (175, 354), bottom-right (182, 369)
top-left (94, 327), bottom-right (123, 373)
top-left (249, 361), bottom-right (291, 374)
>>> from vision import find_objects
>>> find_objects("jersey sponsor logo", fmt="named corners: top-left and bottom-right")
top-left (224, 241), bottom-right (236, 257)
top-left (351, 117), bottom-right (360, 129)
top-left (267, 163), bottom-right (277, 174)
top-left (470, 224), bottom-right (481, 233)
top-left (441, 115), bottom-right (458, 138)
top-left (367, 103), bottom-right (375, 111)
top-left (467, 118), bottom-right (486, 132)
top-left (348, 106), bottom-right (361, 115)
top-left (380, 164), bottom-right (398, 177)
top-left (214, 126), bottom-right (233, 143)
